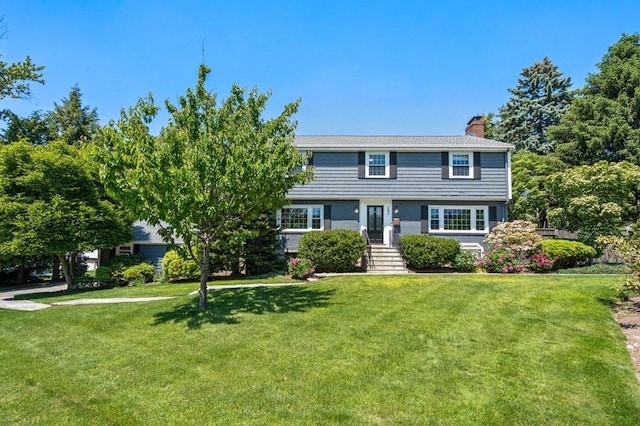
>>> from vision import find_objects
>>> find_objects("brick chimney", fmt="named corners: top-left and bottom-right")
top-left (465, 115), bottom-right (485, 138)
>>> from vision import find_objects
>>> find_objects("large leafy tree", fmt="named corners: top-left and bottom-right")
top-left (495, 57), bottom-right (572, 154)
top-left (551, 33), bottom-right (640, 165)
top-left (546, 161), bottom-right (640, 245)
top-left (509, 151), bottom-right (566, 227)
top-left (0, 142), bottom-right (132, 286)
top-left (96, 65), bottom-right (312, 310)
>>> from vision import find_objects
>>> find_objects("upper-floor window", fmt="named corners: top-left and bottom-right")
top-left (429, 206), bottom-right (488, 234)
top-left (450, 152), bottom-right (473, 178)
top-left (278, 205), bottom-right (323, 232)
top-left (366, 151), bottom-right (389, 178)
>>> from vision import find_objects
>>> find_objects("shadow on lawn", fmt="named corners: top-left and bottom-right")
top-left (152, 285), bottom-right (336, 329)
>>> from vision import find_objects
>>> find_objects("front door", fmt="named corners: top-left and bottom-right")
top-left (367, 205), bottom-right (384, 243)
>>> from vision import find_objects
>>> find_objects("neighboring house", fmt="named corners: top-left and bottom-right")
top-left (100, 221), bottom-right (179, 271)
top-left (279, 117), bottom-right (514, 257)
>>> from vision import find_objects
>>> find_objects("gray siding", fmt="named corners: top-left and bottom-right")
top-left (282, 200), bottom-right (359, 252)
top-left (289, 151), bottom-right (509, 200)
top-left (136, 244), bottom-right (168, 271)
top-left (282, 199), bottom-right (506, 252)
top-left (391, 200), bottom-right (507, 251)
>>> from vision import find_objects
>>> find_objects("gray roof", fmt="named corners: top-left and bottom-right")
top-left (132, 220), bottom-right (183, 245)
top-left (294, 135), bottom-right (514, 151)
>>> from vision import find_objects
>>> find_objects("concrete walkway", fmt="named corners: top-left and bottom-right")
top-left (0, 282), bottom-right (175, 312)
top-left (1, 281), bottom-right (307, 311)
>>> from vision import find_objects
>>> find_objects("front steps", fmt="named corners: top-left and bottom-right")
top-left (366, 244), bottom-right (407, 273)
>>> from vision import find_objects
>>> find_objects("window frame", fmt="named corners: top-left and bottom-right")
top-left (365, 151), bottom-right (390, 178)
top-left (449, 151), bottom-right (474, 179)
top-left (277, 205), bottom-right (324, 232)
top-left (428, 206), bottom-right (489, 234)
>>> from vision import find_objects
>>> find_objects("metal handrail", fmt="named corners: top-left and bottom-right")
top-left (362, 228), bottom-right (373, 271)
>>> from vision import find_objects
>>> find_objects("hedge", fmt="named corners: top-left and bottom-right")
top-left (538, 239), bottom-right (596, 269)
top-left (399, 235), bottom-right (460, 269)
top-left (298, 229), bottom-right (366, 272)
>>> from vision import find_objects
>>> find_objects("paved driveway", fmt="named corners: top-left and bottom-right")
top-left (0, 283), bottom-right (68, 311)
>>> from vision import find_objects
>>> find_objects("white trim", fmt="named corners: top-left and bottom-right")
top-left (428, 205), bottom-right (488, 234)
top-left (277, 205), bottom-right (324, 232)
top-left (507, 150), bottom-right (513, 200)
top-left (115, 244), bottom-right (134, 256)
top-left (460, 243), bottom-right (485, 258)
top-left (449, 151), bottom-right (474, 179)
top-left (365, 151), bottom-right (390, 178)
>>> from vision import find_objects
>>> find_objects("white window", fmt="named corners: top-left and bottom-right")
top-left (449, 152), bottom-right (473, 178)
top-left (278, 205), bottom-right (323, 232)
top-left (366, 151), bottom-right (389, 178)
top-left (429, 206), bottom-right (488, 234)
top-left (116, 244), bottom-right (133, 256)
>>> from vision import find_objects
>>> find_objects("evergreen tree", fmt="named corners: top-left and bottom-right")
top-left (49, 85), bottom-right (99, 144)
top-left (0, 110), bottom-right (55, 144)
top-left (551, 33), bottom-right (640, 165)
top-left (495, 57), bottom-right (572, 154)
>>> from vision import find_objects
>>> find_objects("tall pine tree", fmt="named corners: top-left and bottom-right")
top-left (495, 57), bottom-right (572, 154)
top-left (550, 33), bottom-right (640, 165)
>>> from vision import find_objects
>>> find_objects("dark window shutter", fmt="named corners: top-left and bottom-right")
top-left (389, 152), bottom-right (397, 179)
top-left (441, 152), bottom-right (449, 179)
top-left (358, 152), bottom-right (365, 179)
top-left (307, 152), bottom-right (314, 166)
top-left (324, 205), bottom-right (332, 230)
top-left (133, 244), bottom-right (140, 254)
top-left (473, 152), bottom-right (481, 180)
top-left (489, 206), bottom-right (497, 221)
top-left (420, 205), bottom-right (429, 233)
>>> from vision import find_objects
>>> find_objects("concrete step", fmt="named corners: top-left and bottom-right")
top-left (366, 268), bottom-right (409, 274)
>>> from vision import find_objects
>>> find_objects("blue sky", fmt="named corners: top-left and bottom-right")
top-left (2, 1), bottom-right (638, 136)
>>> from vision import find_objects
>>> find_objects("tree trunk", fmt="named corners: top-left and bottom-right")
top-left (199, 244), bottom-right (210, 310)
top-left (15, 260), bottom-right (25, 287)
top-left (58, 254), bottom-right (74, 289)
top-left (52, 256), bottom-right (61, 281)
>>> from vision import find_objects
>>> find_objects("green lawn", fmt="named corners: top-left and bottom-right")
top-left (1, 275), bottom-right (639, 425)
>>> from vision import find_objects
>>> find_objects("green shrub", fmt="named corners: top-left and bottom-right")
top-left (453, 250), bottom-right (477, 272)
top-left (539, 239), bottom-right (596, 269)
top-left (103, 254), bottom-right (151, 286)
top-left (95, 266), bottom-right (112, 283)
top-left (399, 235), bottom-right (460, 269)
top-left (162, 250), bottom-right (200, 281)
top-left (122, 263), bottom-right (156, 284)
top-left (614, 278), bottom-right (640, 301)
top-left (298, 230), bottom-right (366, 272)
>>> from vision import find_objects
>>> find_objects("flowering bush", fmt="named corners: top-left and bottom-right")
top-left (288, 257), bottom-right (315, 280)
top-left (484, 220), bottom-right (542, 261)
top-left (478, 249), bottom-right (527, 273)
top-left (528, 250), bottom-right (557, 273)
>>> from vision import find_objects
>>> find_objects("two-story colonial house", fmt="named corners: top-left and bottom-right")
top-left (278, 117), bottom-right (514, 263)
top-left (106, 117), bottom-right (514, 272)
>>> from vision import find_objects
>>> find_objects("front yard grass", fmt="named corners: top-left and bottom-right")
top-left (1, 274), bottom-right (639, 424)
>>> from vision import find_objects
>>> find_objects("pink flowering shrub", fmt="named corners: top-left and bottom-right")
top-left (288, 257), bottom-right (315, 280)
top-left (478, 249), bottom-right (527, 273)
top-left (483, 220), bottom-right (542, 261)
top-left (528, 250), bottom-right (557, 273)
